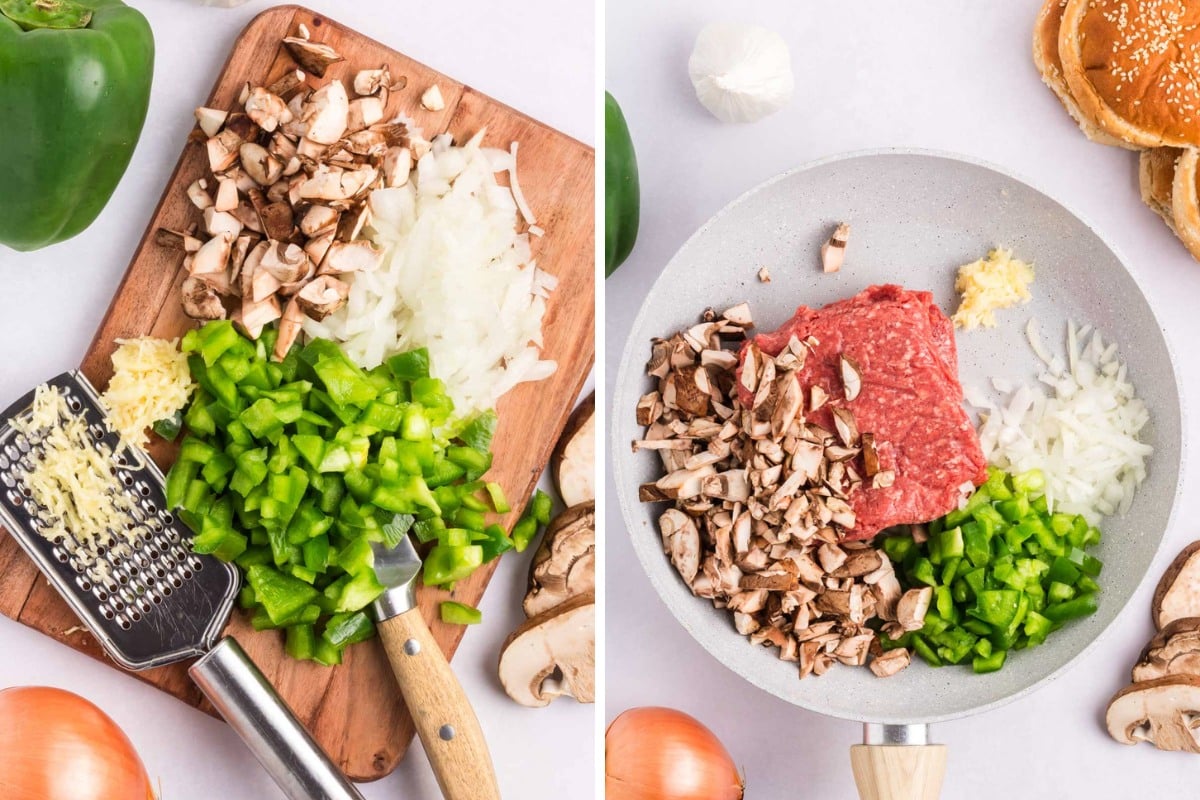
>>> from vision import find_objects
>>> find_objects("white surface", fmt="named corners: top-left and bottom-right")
top-left (606, 1), bottom-right (1200, 796)
top-left (0, 1), bottom-right (593, 798)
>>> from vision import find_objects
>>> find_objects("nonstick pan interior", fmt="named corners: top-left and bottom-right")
top-left (611, 150), bottom-right (1183, 724)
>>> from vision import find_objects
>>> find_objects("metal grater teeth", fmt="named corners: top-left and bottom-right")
top-left (0, 371), bottom-right (238, 670)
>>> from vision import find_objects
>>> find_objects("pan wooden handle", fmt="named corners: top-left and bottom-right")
top-left (377, 608), bottom-right (501, 800)
top-left (850, 744), bottom-right (946, 800)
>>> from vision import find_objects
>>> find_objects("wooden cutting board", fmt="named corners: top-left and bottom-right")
top-left (0, 5), bottom-right (593, 782)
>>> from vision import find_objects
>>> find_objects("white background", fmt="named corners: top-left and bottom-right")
top-left (0, 1), bottom-right (593, 798)
top-left (606, 1), bottom-right (1200, 797)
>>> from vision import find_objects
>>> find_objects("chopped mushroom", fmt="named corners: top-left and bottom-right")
top-left (821, 222), bottom-right (850, 273)
top-left (498, 593), bottom-right (595, 707)
top-left (1106, 676), bottom-right (1200, 753)
top-left (181, 276), bottom-right (226, 320)
top-left (300, 80), bottom-right (350, 144)
top-left (233, 294), bottom-right (282, 339)
top-left (243, 87), bottom-right (293, 133)
top-left (195, 106), bottom-right (227, 137)
top-left (319, 240), bottom-right (383, 273)
top-left (524, 503), bottom-right (596, 617)
top-left (869, 648), bottom-right (911, 677)
top-left (347, 96), bottom-right (384, 132)
top-left (282, 37), bottom-right (343, 77)
top-left (187, 179), bottom-right (213, 211)
top-left (274, 298), bottom-right (306, 361)
top-left (259, 241), bottom-right (312, 284)
top-left (421, 84), bottom-right (445, 111)
top-left (896, 587), bottom-right (932, 631)
top-left (206, 129), bottom-right (243, 173)
top-left (295, 275), bottom-right (350, 320)
top-left (353, 66), bottom-right (390, 96)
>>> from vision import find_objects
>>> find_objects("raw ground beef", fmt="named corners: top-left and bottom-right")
top-left (740, 284), bottom-right (987, 540)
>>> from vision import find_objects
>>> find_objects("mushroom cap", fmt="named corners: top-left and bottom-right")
top-left (1106, 675), bottom-right (1200, 752)
top-left (498, 593), bottom-right (594, 708)
top-left (552, 393), bottom-right (595, 508)
top-left (524, 502), bottom-right (596, 617)
top-left (1153, 541), bottom-right (1200, 630)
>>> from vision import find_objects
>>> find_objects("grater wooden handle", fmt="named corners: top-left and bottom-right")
top-left (377, 607), bottom-right (501, 800)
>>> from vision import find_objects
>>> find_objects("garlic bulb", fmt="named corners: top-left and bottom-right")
top-left (688, 23), bottom-right (794, 124)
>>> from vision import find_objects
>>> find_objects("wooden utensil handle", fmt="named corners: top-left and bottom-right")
top-left (378, 608), bottom-right (500, 800)
top-left (850, 744), bottom-right (946, 800)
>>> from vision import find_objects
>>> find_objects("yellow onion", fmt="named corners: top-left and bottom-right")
top-left (606, 706), bottom-right (744, 800)
top-left (0, 686), bottom-right (155, 800)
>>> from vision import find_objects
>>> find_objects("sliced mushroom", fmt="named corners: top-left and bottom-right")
top-left (243, 87), bottom-right (293, 133)
top-left (525, 503), bottom-right (596, 617)
top-left (1153, 541), bottom-right (1200, 630)
top-left (498, 593), bottom-right (595, 707)
top-left (1133, 618), bottom-right (1200, 682)
top-left (282, 37), bottom-right (343, 78)
top-left (552, 394), bottom-right (595, 508)
top-left (295, 275), bottom-right (350, 320)
top-left (274, 298), bottom-right (305, 361)
top-left (300, 79), bottom-right (349, 144)
top-left (318, 240), bottom-right (384, 274)
top-left (181, 276), bottom-right (226, 320)
top-left (1106, 676), bottom-right (1200, 753)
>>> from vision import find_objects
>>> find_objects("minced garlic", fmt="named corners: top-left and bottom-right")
top-left (99, 337), bottom-right (194, 450)
top-left (952, 248), bottom-right (1035, 330)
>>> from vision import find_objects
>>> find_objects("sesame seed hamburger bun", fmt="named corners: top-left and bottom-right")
top-left (1033, 0), bottom-right (1130, 147)
top-left (1060, 0), bottom-right (1200, 148)
top-left (1170, 147), bottom-right (1200, 259)
top-left (1139, 146), bottom-right (1182, 231)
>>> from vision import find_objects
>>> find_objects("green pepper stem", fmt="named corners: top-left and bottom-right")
top-left (0, 0), bottom-right (92, 30)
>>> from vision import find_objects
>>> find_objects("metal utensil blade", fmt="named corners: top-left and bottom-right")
top-left (370, 535), bottom-right (421, 620)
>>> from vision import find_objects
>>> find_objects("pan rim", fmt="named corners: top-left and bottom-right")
top-left (610, 145), bottom-right (1188, 725)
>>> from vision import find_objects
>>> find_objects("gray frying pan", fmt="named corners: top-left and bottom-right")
top-left (611, 150), bottom-right (1184, 798)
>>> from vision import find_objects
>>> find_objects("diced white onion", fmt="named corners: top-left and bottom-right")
top-left (969, 320), bottom-right (1151, 524)
top-left (303, 135), bottom-right (555, 416)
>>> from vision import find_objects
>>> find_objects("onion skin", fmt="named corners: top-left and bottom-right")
top-left (606, 706), bottom-right (744, 800)
top-left (0, 686), bottom-right (155, 800)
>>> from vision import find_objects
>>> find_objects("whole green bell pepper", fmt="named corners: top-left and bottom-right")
top-left (0, 0), bottom-right (153, 251)
top-left (604, 91), bottom-right (639, 276)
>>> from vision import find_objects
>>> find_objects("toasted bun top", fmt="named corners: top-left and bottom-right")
top-left (1076, 0), bottom-right (1200, 144)
top-left (1034, 0), bottom-right (1069, 78)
